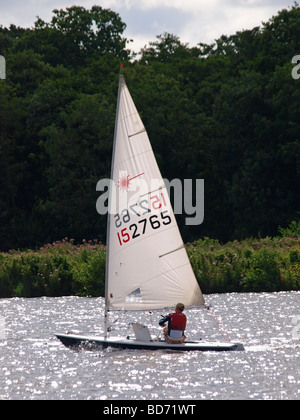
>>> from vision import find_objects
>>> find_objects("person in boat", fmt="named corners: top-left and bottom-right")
top-left (159, 302), bottom-right (186, 344)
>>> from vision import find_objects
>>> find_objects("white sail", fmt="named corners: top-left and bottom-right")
top-left (106, 75), bottom-right (204, 310)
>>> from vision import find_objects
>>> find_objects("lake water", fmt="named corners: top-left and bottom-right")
top-left (0, 292), bottom-right (299, 400)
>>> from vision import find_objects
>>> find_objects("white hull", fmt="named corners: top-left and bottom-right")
top-left (55, 333), bottom-right (244, 352)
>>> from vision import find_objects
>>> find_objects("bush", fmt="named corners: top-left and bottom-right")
top-left (188, 230), bottom-right (300, 294)
top-left (0, 239), bottom-right (106, 298)
top-left (0, 226), bottom-right (299, 297)
top-left (287, 263), bottom-right (300, 289)
top-left (278, 220), bottom-right (300, 237)
top-left (72, 247), bottom-right (106, 296)
top-left (241, 249), bottom-right (281, 292)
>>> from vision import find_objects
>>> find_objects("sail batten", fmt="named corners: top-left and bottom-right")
top-left (105, 76), bottom-right (204, 311)
top-left (128, 129), bottom-right (146, 138)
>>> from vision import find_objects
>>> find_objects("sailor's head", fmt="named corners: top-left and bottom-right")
top-left (176, 302), bottom-right (185, 312)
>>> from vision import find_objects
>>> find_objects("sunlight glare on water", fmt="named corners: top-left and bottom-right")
top-left (0, 292), bottom-right (299, 400)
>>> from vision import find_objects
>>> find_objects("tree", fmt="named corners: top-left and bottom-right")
top-left (139, 33), bottom-right (197, 64)
top-left (14, 6), bottom-right (131, 67)
top-left (1, 4), bottom-right (300, 250)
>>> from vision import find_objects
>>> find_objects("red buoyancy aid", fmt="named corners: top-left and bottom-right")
top-left (166, 312), bottom-right (187, 331)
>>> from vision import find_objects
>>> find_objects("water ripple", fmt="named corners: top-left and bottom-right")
top-left (0, 292), bottom-right (299, 399)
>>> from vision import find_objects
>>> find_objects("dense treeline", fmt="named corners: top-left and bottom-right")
top-left (0, 4), bottom-right (300, 251)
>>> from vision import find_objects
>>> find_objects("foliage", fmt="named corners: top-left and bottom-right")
top-left (0, 226), bottom-right (299, 297)
top-left (0, 4), bottom-right (300, 252)
top-left (0, 239), bottom-right (105, 297)
top-left (187, 225), bottom-right (300, 294)
top-left (13, 6), bottom-right (131, 67)
top-left (278, 220), bottom-right (300, 237)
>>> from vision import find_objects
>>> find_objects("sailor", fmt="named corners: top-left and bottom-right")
top-left (159, 302), bottom-right (186, 344)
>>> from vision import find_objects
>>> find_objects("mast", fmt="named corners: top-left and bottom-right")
top-left (104, 74), bottom-right (124, 340)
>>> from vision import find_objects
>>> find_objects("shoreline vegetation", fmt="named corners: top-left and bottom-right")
top-left (0, 221), bottom-right (299, 299)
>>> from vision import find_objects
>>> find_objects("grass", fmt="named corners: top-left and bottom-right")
top-left (0, 221), bottom-right (299, 298)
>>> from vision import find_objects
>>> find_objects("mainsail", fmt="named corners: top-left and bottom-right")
top-left (106, 75), bottom-right (204, 310)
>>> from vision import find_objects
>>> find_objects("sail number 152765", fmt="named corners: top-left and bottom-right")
top-left (116, 211), bottom-right (171, 246)
top-left (114, 193), bottom-right (171, 246)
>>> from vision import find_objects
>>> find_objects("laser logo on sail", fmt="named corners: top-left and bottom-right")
top-left (117, 172), bottom-right (144, 192)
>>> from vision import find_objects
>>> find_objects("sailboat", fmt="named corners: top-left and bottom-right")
top-left (56, 75), bottom-right (244, 352)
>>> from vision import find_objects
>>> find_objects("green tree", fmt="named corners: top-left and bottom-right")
top-left (1, 3), bottom-right (300, 251)
top-left (14, 5), bottom-right (131, 67)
